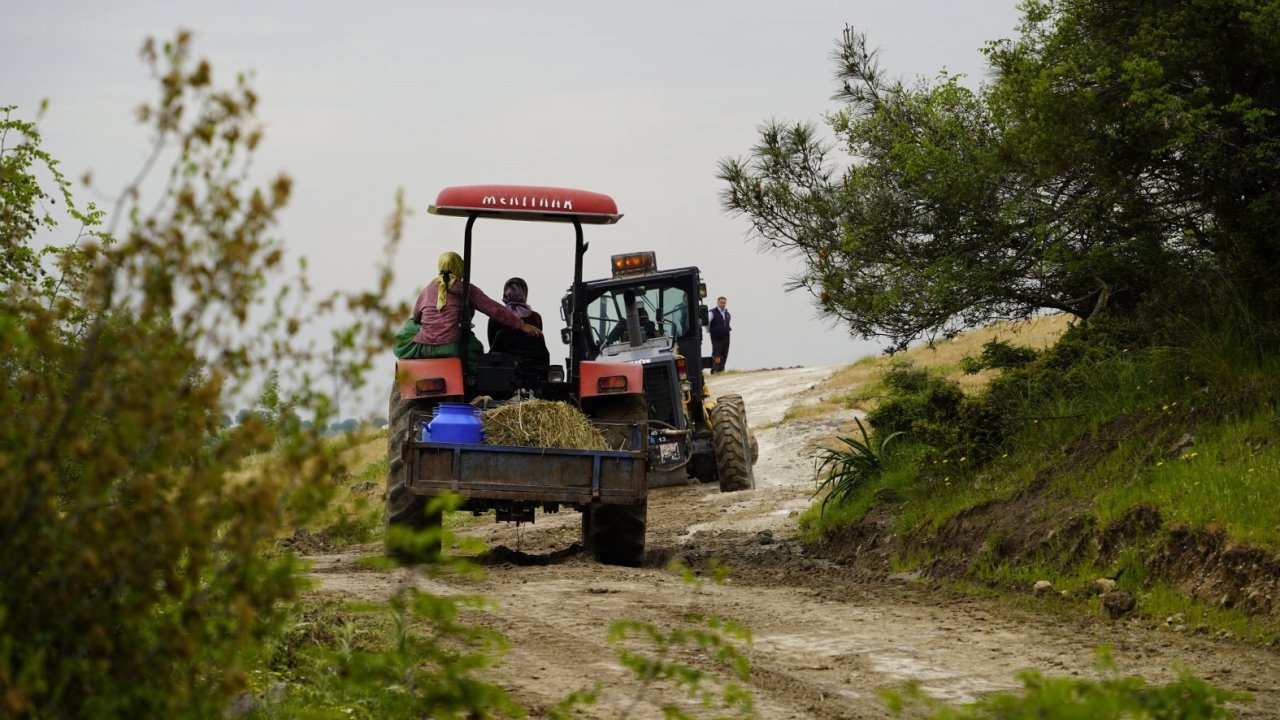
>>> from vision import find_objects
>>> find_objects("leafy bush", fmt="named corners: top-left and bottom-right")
top-left (865, 362), bottom-right (941, 435)
top-left (882, 361), bottom-right (934, 394)
top-left (865, 362), bottom-right (1004, 463)
top-left (1030, 316), bottom-right (1136, 376)
top-left (894, 321), bottom-right (1152, 465)
top-left (866, 393), bottom-right (927, 437)
top-left (960, 338), bottom-right (1040, 374)
top-left (1, 33), bottom-right (401, 718)
top-left (867, 362), bottom-right (964, 437)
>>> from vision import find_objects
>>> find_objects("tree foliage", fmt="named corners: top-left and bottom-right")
top-left (1, 104), bottom-right (105, 305)
top-left (0, 32), bottom-right (401, 718)
top-left (719, 0), bottom-right (1280, 352)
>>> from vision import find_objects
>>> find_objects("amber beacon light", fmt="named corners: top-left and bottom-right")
top-left (611, 251), bottom-right (657, 277)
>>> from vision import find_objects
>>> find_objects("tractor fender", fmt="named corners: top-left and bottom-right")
top-left (395, 358), bottom-right (464, 401)
top-left (578, 360), bottom-right (643, 400)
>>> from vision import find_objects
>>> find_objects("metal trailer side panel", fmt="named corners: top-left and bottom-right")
top-left (407, 442), bottom-right (647, 505)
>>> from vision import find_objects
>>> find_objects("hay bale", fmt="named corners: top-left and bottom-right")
top-left (482, 400), bottom-right (609, 450)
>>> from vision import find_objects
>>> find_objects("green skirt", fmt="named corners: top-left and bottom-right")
top-left (393, 319), bottom-right (482, 367)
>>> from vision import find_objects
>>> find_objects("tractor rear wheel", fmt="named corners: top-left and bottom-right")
top-left (386, 385), bottom-right (442, 559)
top-left (579, 505), bottom-right (592, 548)
top-left (584, 501), bottom-right (647, 566)
top-left (712, 394), bottom-right (755, 493)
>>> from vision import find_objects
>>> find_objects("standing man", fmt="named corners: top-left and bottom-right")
top-left (709, 296), bottom-right (732, 374)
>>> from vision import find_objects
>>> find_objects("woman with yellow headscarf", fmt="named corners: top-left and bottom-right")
top-left (394, 251), bottom-right (542, 362)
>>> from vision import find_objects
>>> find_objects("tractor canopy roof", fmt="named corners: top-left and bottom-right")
top-left (428, 185), bottom-right (622, 224)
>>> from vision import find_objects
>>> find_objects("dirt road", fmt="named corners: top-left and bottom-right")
top-left (309, 367), bottom-right (1280, 718)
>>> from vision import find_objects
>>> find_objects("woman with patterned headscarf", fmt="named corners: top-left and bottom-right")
top-left (396, 251), bottom-right (541, 361)
top-left (487, 276), bottom-right (551, 367)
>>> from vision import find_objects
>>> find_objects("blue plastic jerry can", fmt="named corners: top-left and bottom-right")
top-left (427, 403), bottom-right (484, 443)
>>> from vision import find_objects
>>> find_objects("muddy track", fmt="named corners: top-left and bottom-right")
top-left (308, 367), bottom-right (1280, 718)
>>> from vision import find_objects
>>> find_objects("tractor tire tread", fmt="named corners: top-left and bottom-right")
top-left (712, 394), bottom-right (755, 493)
top-left (386, 384), bottom-right (433, 529)
top-left (585, 502), bottom-right (646, 566)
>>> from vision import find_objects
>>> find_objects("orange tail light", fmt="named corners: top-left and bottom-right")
top-left (597, 375), bottom-right (629, 393)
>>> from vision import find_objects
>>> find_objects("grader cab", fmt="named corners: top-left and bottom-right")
top-left (568, 251), bottom-right (757, 492)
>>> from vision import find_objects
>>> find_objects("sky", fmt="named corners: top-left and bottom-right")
top-left (4, 0), bottom-right (1024, 418)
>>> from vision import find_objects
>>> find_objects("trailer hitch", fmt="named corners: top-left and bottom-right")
top-left (496, 505), bottom-right (536, 524)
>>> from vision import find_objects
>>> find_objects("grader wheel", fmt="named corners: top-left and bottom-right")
top-left (711, 394), bottom-right (755, 492)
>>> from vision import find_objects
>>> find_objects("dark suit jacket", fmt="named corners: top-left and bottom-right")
top-left (709, 307), bottom-right (731, 340)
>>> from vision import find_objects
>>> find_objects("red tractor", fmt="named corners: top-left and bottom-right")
top-left (388, 185), bottom-right (651, 565)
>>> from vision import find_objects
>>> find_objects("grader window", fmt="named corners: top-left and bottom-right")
top-left (587, 284), bottom-right (691, 348)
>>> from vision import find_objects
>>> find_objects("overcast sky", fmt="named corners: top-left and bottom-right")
top-left (5, 0), bottom-right (1024, 417)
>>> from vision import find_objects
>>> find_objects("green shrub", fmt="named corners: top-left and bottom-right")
top-left (920, 381), bottom-right (964, 422)
top-left (960, 338), bottom-right (1040, 374)
top-left (1, 34), bottom-right (402, 718)
top-left (1035, 316), bottom-right (1136, 374)
top-left (883, 361), bottom-right (934, 394)
top-left (866, 393), bottom-right (928, 436)
top-left (866, 362), bottom-right (1006, 464)
top-left (866, 362), bottom-right (947, 434)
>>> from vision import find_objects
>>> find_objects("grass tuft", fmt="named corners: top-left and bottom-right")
top-left (813, 418), bottom-right (903, 514)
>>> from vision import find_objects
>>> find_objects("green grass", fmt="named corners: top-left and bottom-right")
top-left (1095, 413), bottom-right (1280, 546)
top-left (799, 491), bottom-right (873, 543)
top-left (1136, 583), bottom-right (1274, 644)
top-left (812, 418), bottom-right (901, 513)
top-left (248, 561), bottom-right (520, 718)
top-left (293, 453), bottom-right (387, 548)
top-left (807, 321), bottom-right (1280, 644)
top-left (801, 442), bottom-right (1038, 544)
top-left (983, 342), bottom-right (1280, 551)
top-left (881, 647), bottom-right (1250, 718)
